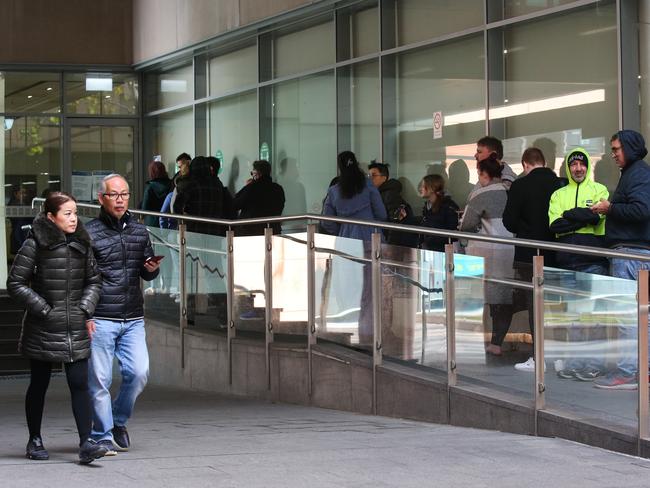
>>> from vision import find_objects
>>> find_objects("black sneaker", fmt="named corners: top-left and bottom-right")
top-left (79, 439), bottom-right (109, 465)
top-left (26, 435), bottom-right (49, 460)
top-left (97, 439), bottom-right (118, 456)
top-left (112, 425), bottom-right (130, 450)
top-left (575, 367), bottom-right (606, 382)
top-left (557, 368), bottom-right (579, 380)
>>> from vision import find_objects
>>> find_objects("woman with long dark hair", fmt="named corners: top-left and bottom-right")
top-left (7, 192), bottom-right (108, 464)
top-left (321, 151), bottom-right (387, 239)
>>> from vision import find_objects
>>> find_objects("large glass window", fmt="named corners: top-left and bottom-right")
top-left (273, 19), bottom-right (335, 79)
top-left (145, 108), bottom-right (194, 176)
top-left (337, 60), bottom-right (380, 163)
top-left (208, 44), bottom-right (257, 96)
top-left (489, 3), bottom-right (618, 184)
top-left (0, 72), bottom-right (61, 114)
top-left (384, 35), bottom-right (485, 209)
top-left (145, 64), bottom-right (194, 112)
top-left (261, 72), bottom-right (336, 216)
top-left (65, 73), bottom-right (139, 115)
top-left (492, 0), bottom-right (579, 20)
top-left (337, 1), bottom-right (379, 61)
top-left (390, 0), bottom-right (483, 48)
top-left (209, 91), bottom-right (258, 195)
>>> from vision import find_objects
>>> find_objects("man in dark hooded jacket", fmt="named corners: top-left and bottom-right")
top-left (368, 161), bottom-right (415, 246)
top-left (591, 130), bottom-right (650, 390)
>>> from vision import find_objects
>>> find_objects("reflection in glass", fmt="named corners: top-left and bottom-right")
top-left (65, 73), bottom-right (138, 115)
top-left (70, 125), bottom-right (134, 202)
top-left (261, 72), bottom-right (336, 216)
top-left (0, 72), bottom-right (61, 113)
top-left (144, 226), bottom-right (181, 328)
top-left (337, 1), bottom-right (379, 61)
top-left (209, 91), bottom-right (257, 196)
top-left (273, 20), bottom-right (335, 79)
top-left (394, 0), bottom-right (483, 47)
top-left (145, 108), bottom-right (194, 177)
top-left (384, 35), bottom-right (485, 212)
top-left (337, 61), bottom-right (380, 163)
top-left (145, 64), bottom-right (193, 112)
top-left (543, 269), bottom-right (638, 429)
top-left (208, 44), bottom-right (257, 96)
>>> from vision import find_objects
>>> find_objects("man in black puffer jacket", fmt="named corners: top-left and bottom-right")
top-left (85, 174), bottom-right (160, 454)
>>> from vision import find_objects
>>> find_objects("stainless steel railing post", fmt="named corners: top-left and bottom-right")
top-left (533, 255), bottom-right (546, 433)
top-left (264, 227), bottom-right (274, 390)
top-left (371, 231), bottom-right (382, 415)
top-left (445, 244), bottom-right (456, 387)
top-left (179, 222), bottom-right (187, 369)
top-left (226, 229), bottom-right (236, 386)
top-left (638, 269), bottom-right (649, 454)
top-left (307, 224), bottom-right (317, 397)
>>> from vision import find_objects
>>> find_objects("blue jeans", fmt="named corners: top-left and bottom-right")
top-left (610, 248), bottom-right (650, 376)
top-left (88, 318), bottom-right (149, 441)
top-left (564, 263), bottom-right (608, 371)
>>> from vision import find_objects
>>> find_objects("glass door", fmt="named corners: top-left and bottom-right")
top-left (64, 118), bottom-right (139, 204)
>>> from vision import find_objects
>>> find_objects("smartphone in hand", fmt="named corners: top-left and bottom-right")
top-left (145, 255), bottom-right (164, 264)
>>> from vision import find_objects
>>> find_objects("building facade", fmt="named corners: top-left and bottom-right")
top-left (1, 0), bottom-right (649, 282)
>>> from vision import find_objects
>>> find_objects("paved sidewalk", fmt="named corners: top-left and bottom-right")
top-left (1, 376), bottom-right (650, 488)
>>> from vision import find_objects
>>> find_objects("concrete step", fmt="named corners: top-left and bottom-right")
top-left (0, 309), bottom-right (24, 325)
top-left (0, 355), bottom-right (30, 373)
top-left (0, 324), bottom-right (22, 341)
top-left (0, 339), bottom-right (19, 355)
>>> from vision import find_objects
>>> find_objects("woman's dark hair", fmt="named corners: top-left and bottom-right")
top-left (44, 191), bottom-right (76, 216)
top-left (207, 156), bottom-right (221, 176)
top-left (148, 160), bottom-right (169, 180)
top-left (477, 153), bottom-right (503, 179)
top-left (337, 151), bottom-right (366, 198)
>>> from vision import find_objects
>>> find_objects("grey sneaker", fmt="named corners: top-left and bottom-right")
top-left (574, 367), bottom-right (605, 382)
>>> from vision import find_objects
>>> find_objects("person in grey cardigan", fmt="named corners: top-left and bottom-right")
top-left (7, 192), bottom-right (108, 464)
top-left (459, 155), bottom-right (515, 358)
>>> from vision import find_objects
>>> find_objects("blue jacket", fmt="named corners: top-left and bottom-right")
top-left (159, 191), bottom-right (177, 230)
top-left (321, 179), bottom-right (387, 241)
top-left (606, 130), bottom-right (650, 248)
top-left (86, 208), bottom-right (158, 320)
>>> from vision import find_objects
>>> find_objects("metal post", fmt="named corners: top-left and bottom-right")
top-left (178, 222), bottom-right (187, 369)
top-left (307, 224), bottom-right (317, 397)
top-left (371, 231), bottom-right (382, 415)
top-left (421, 294), bottom-right (427, 364)
top-left (638, 269), bottom-right (649, 453)
top-left (264, 227), bottom-right (274, 390)
top-left (533, 255), bottom-right (546, 429)
top-left (445, 244), bottom-right (456, 387)
top-left (226, 230), bottom-right (236, 385)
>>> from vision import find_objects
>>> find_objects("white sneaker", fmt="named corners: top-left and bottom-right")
top-left (514, 357), bottom-right (546, 372)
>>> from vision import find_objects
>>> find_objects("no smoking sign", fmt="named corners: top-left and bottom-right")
top-left (433, 111), bottom-right (443, 140)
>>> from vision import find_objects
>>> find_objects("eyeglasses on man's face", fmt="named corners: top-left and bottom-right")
top-left (102, 192), bottom-right (131, 200)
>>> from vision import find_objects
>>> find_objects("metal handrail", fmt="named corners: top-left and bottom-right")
top-left (30, 197), bottom-right (650, 262)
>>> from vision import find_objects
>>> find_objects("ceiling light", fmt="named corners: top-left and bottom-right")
top-left (86, 74), bottom-right (113, 91)
top-left (46, 87), bottom-right (53, 91)
top-left (27, 95), bottom-right (33, 99)
top-left (105, 95), bottom-right (111, 99)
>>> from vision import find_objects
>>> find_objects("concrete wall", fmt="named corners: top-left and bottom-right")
top-left (0, 0), bottom-right (133, 65)
top-left (133, 0), bottom-right (319, 64)
top-left (146, 320), bottom-right (646, 458)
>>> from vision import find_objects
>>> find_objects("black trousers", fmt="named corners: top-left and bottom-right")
top-left (25, 358), bottom-right (92, 443)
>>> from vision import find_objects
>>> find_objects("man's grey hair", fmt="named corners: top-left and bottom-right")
top-left (99, 174), bottom-right (130, 194)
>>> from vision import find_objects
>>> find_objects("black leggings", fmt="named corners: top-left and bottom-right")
top-left (25, 358), bottom-right (92, 443)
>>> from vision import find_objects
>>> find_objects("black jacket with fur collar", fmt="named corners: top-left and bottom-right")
top-left (7, 214), bottom-right (101, 362)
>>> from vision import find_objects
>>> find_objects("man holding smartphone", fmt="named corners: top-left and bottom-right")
top-left (85, 174), bottom-right (160, 454)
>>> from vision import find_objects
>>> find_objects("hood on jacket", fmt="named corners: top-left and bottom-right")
top-left (563, 147), bottom-right (592, 186)
top-left (618, 130), bottom-right (648, 167)
top-left (378, 178), bottom-right (402, 194)
top-left (146, 178), bottom-right (172, 199)
top-left (31, 212), bottom-right (91, 248)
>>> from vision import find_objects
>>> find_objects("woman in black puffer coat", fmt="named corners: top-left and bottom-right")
top-left (7, 192), bottom-right (108, 465)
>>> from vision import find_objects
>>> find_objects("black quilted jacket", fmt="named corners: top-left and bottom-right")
top-left (85, 208), bottom-right (158, 320)
top-left (7, 214), bottom-right (101, 362)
